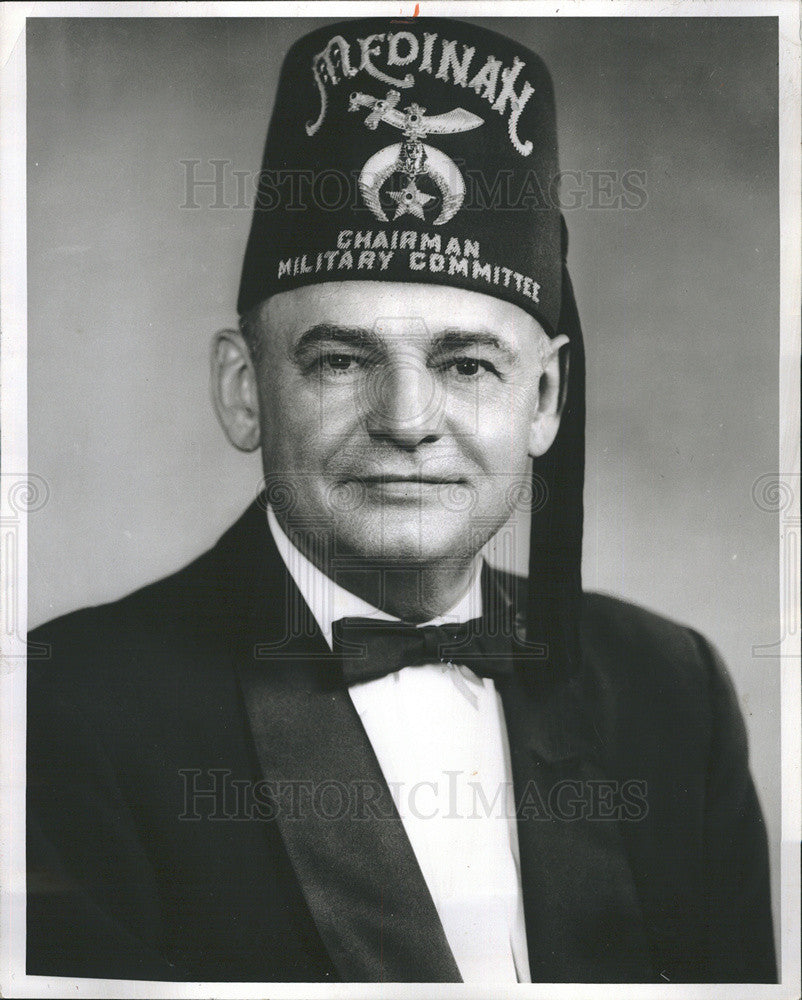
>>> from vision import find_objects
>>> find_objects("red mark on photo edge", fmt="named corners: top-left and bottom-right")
top-left (414, 3), bottom-right (420, 14)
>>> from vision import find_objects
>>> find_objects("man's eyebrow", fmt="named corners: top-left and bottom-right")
top-left (291, 323), bottom-right (383, 360)
top-left (433, 329), bottom-right (520, 364)
top-left (290, 324), bottom-right (520, 364)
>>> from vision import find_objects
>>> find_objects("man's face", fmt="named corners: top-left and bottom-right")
top-left (252, 281), bottom-right (554, 566)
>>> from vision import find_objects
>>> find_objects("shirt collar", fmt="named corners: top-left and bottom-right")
top-left (266, 505), bottom-right (484, 651)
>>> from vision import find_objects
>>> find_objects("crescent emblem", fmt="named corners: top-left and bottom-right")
top-left (357, 143), bottom-right (403, 224)
top-left (358, 142), bottom-right (467, 226)
top-left (351, 91), bottom-right (483, 226)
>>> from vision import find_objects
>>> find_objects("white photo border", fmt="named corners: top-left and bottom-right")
top-left (1, 2), bottom-right (799, 998)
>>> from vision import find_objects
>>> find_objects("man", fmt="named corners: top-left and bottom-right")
top-left (27, 17), bottom-right (776, 984)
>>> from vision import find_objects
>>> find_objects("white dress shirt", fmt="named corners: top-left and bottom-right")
top-left (267, 506), bottom-right (531, 984)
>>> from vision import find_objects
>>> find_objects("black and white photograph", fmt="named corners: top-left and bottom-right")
top-left (0, 2), bottom-right (799, 996)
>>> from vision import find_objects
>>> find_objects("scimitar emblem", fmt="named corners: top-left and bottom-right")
top-left (349, 90), bottom-right (484, 226)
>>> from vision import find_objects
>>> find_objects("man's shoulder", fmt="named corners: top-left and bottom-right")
top-left (579, 590), bottom-right (719, 703)
top-left (26, 509), bottom-right (275, 745)
top-left (491, 568), bottom-right (735, 767)
top-left (490, 564), bottom-right (704, 646)
top-left (26, 512), bottom-right (256, 707)
top-left (488, 565), bottom-right (721, 698)
top-left (581, 589), bottom-right (708, 663)
top-left (29, 541), bottom-right (221, 650)
top-left (28, 501), bottom-right (267, 653)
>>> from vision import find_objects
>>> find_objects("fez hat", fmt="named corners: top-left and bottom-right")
top-left (239, 17), bottom-right (585, 678)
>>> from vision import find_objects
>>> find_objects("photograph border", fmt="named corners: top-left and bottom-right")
top-left (2, 2), bottom-right (799, 998)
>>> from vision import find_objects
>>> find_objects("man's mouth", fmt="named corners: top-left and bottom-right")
top-left (339, 474), bottom-right (470, 503)
top-left (355, 474), bottom-right (466, 485)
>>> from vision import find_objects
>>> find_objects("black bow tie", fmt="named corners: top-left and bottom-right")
top-left (331, 616), bottom-right (514, 686)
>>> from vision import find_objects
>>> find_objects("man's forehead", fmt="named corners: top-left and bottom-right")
top-left (262, 280), bottom-right (547, 342)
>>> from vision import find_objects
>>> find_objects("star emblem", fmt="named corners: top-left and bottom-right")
top-left (388, 180), bottom-right (433, 220)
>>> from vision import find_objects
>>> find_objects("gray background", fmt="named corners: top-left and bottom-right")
top-left (27, 16), bottom-right (781, 949)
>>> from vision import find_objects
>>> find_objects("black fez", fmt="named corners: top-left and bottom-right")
top-left (239, 18), bottom-right (585, 678)
top-left (238, 17), bottom-right (562, 335)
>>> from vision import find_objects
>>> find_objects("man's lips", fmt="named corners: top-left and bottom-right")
top-left (349, 475), bottom-right (467, 485)
top-left (329, 475), bottom-right (474, 506)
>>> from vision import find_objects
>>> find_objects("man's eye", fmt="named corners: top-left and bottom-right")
top-left (445, 356), bottom-right (493, 377)
top-left (321, 352), bottom-right (359, 373)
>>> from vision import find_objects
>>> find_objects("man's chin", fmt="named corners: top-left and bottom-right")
top-left (330, 513), bottom-right (480, 566)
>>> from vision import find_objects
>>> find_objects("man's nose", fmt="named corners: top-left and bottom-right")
top-left (363, 358), bottom-right (443, 448)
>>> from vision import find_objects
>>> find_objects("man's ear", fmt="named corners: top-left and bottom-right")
top-left (211, 329), bottom-right (261, 452)
top-left (528, 334), bottom-right (569, 457)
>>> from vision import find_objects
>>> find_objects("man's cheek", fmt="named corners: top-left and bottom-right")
top-left (299, 389), bottom-right (361, 440)
top-left (468, 425), bottom-right (532, 477)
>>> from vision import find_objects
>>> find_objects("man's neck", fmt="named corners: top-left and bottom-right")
top-left (270, 510), bottom-right (481, 623)
top-left (331, 562), bottom-right (481, 623)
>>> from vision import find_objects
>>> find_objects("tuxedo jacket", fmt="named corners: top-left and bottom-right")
top-left (27, 499), bottom-right (776, 983)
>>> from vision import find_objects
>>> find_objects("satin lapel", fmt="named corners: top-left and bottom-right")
top-left (483, 567), bottom-right (654, 982)
top-left (217, 501), bottom-right (461, 983)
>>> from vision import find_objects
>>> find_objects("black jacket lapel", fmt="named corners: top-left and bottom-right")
top-left (216, 499), bottom-right (461, 983)
top-left (485, 568), bottom-right (655, 982)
